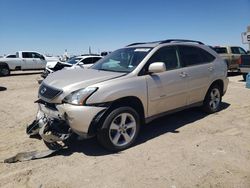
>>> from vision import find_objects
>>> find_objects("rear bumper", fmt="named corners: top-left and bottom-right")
top-left (37, 102), bottom-right (106, 136)
top-left (223, 77), bottom-right (229, 95)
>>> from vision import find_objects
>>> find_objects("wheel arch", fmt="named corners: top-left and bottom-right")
top-left (0, 62), bottom-right (10, 69)
top-left (205, 79), bottom-right (224, 101)
top-left (88, 96), bottom-right (145, 135)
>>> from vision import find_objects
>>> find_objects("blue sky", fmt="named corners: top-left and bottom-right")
top-left (0, 0), bottom-right (249, 56)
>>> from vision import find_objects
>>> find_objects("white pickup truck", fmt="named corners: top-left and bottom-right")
top-left (0, 51), bottom-right (54, 76)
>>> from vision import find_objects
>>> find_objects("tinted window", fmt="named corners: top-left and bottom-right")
top-left (22, 52), bottom-right (33, 58)
top-left (81, 57), bottom-right (93, 64)
top-left (32, 52), bottom-right (42, 59)
top-left (6, 55), bottom-right (16, 58)
top-left (67, 57), bottom-right (82, 64)
top-left (179, 46), bottom-right (215, 66)
top-left (213, 47), bottom-right (228, 54)
top-left (231, 47), bottom-right (247, 55)
top-left (148, 46), bottom-right (179, 70)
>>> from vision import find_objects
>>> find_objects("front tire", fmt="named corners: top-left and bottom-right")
top-left (0, 66), bottom-right (10, 76)
top-left (203, 84), bottom-right (222, 113)
top-left (97, 107), bottom-right (140, 151)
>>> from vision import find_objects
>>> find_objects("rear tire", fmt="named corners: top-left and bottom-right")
top-left (203, 84), bottom-right (222, 113)
top-left (97, 107), bottom-right (140, 151)
top-left (242, 73), bottom-right (247, 81)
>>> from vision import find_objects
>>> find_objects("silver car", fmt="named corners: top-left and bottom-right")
top-left (31, 39), bottom-right (228, 151)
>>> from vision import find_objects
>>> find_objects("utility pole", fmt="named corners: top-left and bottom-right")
top-left (89, 46), bottom-right (92, 54)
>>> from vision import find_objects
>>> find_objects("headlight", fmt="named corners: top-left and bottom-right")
top-left (64, 87), bottom-right (98, 105)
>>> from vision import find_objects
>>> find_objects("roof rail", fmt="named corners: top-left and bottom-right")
top-left (126, 42), bottom-right (147, 47)
top-left (80, 54), bottom-right (100, 56)
top-left (126, 39), bottom-right (204, 47)
top-left (160, 39), bottom-right (204, 45)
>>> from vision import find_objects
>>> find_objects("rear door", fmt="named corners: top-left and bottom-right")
top-left (145, 46), bottom-right (188, 117)
top-left (178, 45), bottom-right (216, 105)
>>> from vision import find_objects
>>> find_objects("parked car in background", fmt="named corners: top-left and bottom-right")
top-left (41, 54), bottom-right (102, 78)
top-left (0, 51), bottom-right (47, 76)
top-left (239, 54), bottom-right (250, 80)
top-left (4, 54), bottom-right (16, 58)
top-left (29, 39), bottom-right (228, 151)
top-left (212, 46), bottom-right (248, 71)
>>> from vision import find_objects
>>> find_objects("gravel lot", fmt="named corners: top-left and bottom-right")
top-left (0, 71), bottom-right (250, 188)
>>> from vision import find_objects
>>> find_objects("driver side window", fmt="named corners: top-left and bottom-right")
top-left (140, 46), bottom-right (179, 75)
top-left (148, 46), bottom-right (179, 70)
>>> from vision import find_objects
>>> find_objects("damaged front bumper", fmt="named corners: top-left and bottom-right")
top-left (27, 100), bottom-right (107, 144)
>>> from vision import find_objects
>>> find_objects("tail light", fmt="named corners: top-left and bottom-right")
top-left (237, 57), bottom-right (242, 65)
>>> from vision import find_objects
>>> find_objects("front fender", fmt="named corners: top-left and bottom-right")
top-left (86, 76), bottom-right (148, 116)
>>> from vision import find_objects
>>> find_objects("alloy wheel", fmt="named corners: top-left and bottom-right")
top-left (209, 88), bottom-right (220, 110)
top-left (108, 113), bottom-right (137, 147)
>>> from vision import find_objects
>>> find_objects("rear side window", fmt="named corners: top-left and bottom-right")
top-left (147, 46), bottom-right (179, 70)
top-left (6, 55), bottom-right (16, 58)
top-left (213, 47), bottom-right (228, 54)
top-left (81, 57), bottom-right (93, 64)
top-left (179, 46), bottom-right (215, 66)
top-left (231, 47), bottom-right (247, 55)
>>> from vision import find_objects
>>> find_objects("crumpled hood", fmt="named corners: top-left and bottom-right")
top-left (43, 68), bottom-right (125, 92)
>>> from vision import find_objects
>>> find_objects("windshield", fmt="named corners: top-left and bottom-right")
top-left (67, 57), bottom-right (82, 65)
top-left (92, 47), bottom-right (152, 73)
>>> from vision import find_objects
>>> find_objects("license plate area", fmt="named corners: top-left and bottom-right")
top-left (38, 103), bottom-right (61, 119)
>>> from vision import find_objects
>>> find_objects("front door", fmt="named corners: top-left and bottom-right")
top-left (21, 52), bottom-right (35, 69)
top-left (145, 46), bottom-right (188, 117)
top-left (32, 52), bottom-right (46, 69)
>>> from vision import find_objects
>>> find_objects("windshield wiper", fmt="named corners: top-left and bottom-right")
top-left (98, 68), bottom-right (129, 73)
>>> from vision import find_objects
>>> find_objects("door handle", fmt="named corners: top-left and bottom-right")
top-left (208, 67), bottom-right (214, 71)
top-left (179, 72), bottom-right (187, 78)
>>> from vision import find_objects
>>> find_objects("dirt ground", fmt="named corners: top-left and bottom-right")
top-left (0, 71), bottom-right (249, 188)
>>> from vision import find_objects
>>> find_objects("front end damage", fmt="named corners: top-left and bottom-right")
top-left (27, 107), bottom-right (72, 149)
top-left (26, 99), bottom-right (107, 148)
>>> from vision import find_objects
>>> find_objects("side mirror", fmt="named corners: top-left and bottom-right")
top-left (247, 51), bottom-right (250, 54)
top-left (41, 56), bottom-right (45, 60)
top-left (78, 62), bottom-right (84, 66)
top-left (148, 62), bottom-right (166, 74)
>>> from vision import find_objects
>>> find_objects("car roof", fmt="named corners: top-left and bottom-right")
top-left (126, 39), bottom-right (205, 48)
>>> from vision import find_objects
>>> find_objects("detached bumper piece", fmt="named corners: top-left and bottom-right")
top-left (6, 119), bottom-right (71, 163)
